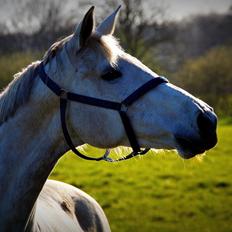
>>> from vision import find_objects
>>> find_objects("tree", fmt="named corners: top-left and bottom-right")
top-left (174, 44), bottom-right (232, 116)
top-left (80, 0), bottom-right (173, 71)
top-left (0, 0), bottom-right (78, 52)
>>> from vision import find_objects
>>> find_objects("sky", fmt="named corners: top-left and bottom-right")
top-left (160, 0), bottom-right (232, 20)
top-left (0, 0), bottom-right (231, 32)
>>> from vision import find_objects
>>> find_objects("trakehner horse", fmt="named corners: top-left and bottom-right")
top-left (0, 6), bottom-right (217, 232)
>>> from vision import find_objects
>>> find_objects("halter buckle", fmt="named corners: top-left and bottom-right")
top-left (120, 104), bottom-right (128, 113)
top-left (60, 89), bottom-right (68, 99)
top-left (102, 149), bottom-right (113, 162)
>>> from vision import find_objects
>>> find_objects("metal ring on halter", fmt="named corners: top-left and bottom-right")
top-left (60, 89), bottom-right (68, 99)
top-left (102, 149), bottom-right (113, 162)
top-left (138, 148), bottom-right (150, 155)
top-left (120, 103), bottom-right (128, 113)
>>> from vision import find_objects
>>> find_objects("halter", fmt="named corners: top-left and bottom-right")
top-left (35, 62), bottom-right (168, 162)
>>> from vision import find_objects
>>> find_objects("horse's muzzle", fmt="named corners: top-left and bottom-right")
top-left (175, 111), bottom-right (217, 159)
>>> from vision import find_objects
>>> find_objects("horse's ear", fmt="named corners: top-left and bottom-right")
top-left (73, 6), bottom-right (95, 49)
top-left (96, 5), bottom-right (121, 35)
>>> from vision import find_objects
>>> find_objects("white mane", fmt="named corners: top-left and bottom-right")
top-left (0, 61), bottom-right (39, 124)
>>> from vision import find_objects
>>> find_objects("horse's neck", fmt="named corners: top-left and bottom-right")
top-left (0, 60), bottom-right (79, 231)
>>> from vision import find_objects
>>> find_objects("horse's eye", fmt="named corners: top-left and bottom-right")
top-left (101, 68), bottom-right (122, 81)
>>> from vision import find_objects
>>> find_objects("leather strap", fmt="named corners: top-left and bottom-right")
top-left (36, 62), bottom-right (168, 162)
top-left (60, 97), bottom-right (110, 161)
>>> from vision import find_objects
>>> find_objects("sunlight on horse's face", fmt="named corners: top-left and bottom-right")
top-left (116, 53), bottom-right (217, 158)
top-left (64, 6), bottom-right (217, 159)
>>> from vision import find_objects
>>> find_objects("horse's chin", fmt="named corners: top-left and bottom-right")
top-left (176, 147), bottom-right (205, 159)
top-left (175, 136), bottom-right (206, 159)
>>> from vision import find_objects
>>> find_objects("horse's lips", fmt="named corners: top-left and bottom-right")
top-left (175, 136), bottom-right (206, 159)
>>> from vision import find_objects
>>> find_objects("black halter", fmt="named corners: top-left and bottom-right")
top-left (35, 62), bottom-right (168, 162)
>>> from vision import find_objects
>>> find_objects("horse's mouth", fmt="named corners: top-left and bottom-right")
top-left (175, 136), bottom-right (206, 159)
top-left (175, 134), bottom-right (217, 159)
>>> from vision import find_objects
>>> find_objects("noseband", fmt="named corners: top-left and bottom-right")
top-left (36, 63), bottom-right (168, 162)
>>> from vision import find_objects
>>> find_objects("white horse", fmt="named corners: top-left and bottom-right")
top-left (0, 6), bottom-right (217, 232)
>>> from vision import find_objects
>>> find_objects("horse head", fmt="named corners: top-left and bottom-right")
top-left (44, 6), bottom-right (217, 159)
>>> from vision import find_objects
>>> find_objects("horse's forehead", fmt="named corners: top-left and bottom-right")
top-left (118, 53), bottom-right (159, 78)
top-left (81, 48), bottom-right (109, 72)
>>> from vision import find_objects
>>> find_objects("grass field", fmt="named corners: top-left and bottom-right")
top-left (50, 124), bottom-right (232, 232)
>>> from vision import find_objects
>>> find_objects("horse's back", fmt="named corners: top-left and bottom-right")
top-left (32, 180), bottom-right (110, 232)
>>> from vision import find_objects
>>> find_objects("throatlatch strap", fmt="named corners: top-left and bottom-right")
top-left (37, 63), bottom-right (62, 96)
top-left (60, 97), bottom-right (149, 162)
top-left (60, 97), bottom-right (110, 161)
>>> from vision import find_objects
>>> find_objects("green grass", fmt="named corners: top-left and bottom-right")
top-left (50, 125), bottom-right (232, 232)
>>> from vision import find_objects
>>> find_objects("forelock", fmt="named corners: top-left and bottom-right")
top-left (86, 34), bottom-right (123, 66)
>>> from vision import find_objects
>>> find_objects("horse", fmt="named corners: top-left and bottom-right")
top-left (0, 6), bottom-right (217, 232)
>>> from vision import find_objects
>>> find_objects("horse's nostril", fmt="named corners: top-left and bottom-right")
top-left (197, 111), bottom-right (217, 150)
top-left (197, 112), bottom-right (216, 136)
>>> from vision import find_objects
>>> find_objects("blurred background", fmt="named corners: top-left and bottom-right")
top-left (0, 0), bottom-right (232, 117)
top-left (0, 0), bottom-right (231, 231)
